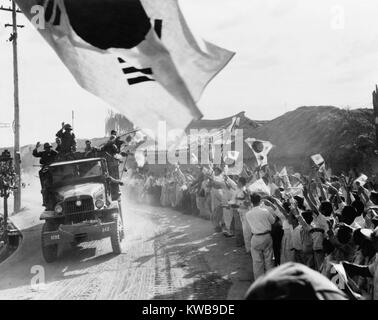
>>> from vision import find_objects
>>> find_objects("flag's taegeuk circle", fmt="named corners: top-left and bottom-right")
top-left (252, 141), bottom-right (264, 153)
top-left (61, 0), bottom-right (152, 50)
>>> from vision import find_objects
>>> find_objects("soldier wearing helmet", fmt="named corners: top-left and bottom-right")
top-left (33, 142), bottom-right (58, 166)
top-left (32, 141), bottom-right (58, 208)
top-left (56, 122), bottom-right (77, 154)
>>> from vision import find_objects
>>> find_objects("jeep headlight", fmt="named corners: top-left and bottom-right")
top-left (54, 204), bottom-right (63, 214)
top-left (95, 199), bottom-right (104, 209)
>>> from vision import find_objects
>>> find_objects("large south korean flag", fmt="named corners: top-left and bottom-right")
top-left (16, 0), bottom-right (235, 131)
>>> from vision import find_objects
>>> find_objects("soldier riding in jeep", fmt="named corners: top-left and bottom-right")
top-left (39, 149), bottom-right (126, 263)
top-left (35, 124), bottom-right (144, 263)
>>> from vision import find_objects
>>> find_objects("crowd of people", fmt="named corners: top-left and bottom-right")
top-left (125, 160), bottom-right (378, 300)
top-left (29, 122), bottom-right (378, 300)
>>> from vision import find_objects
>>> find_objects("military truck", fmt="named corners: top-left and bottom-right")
top-left (40, 152), bottom-right (125, 262)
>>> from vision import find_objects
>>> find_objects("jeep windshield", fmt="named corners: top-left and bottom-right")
top-left (49, 160), bottom-right (104, 186)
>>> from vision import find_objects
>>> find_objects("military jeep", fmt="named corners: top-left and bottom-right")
top-left (40, 154), bottom-right (125, 263)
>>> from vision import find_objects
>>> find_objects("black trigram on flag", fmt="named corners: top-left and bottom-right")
top-left (38, 0), bottom-right (61, 26)
top-left (118, 57), bottom-right (155, 85)
top-left (118, 19), bottom-right (163, 86)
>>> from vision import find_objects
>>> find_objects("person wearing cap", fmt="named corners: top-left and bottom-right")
top-left (246, 193), bottom-right (276, 280)
top-left (102, 130), bottom-right (120, 155)
top-left (109, 130), bottom-right (128, 153)
top-left (32, 141), bottom-right (58, 208)
top-left (56, 122), bottom-right (77, 154)
top-left (33, 141), bottom-right (58, 167)
top-left (245, 262), bottom-right (348, 300)
top-left (342, 227), bottom-right (378, 300)
top-left (84, 140), bottom-right (99, 157)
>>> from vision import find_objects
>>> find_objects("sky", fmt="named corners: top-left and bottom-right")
top-left (1, 0), bottom-right (378, 148)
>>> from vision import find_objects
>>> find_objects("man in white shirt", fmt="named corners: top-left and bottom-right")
top-left (246, 193), bottom-right (276, 280)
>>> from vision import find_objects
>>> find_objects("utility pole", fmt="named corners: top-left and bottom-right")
top-left (0, 1), bottom-right (24, 213)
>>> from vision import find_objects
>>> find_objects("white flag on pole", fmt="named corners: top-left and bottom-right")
top-left (311, 154), bottom-right (327, 175)
top-left (17, 0), bottom-right (234, 131)
top-left (311, 154), bottom-right (325, 166)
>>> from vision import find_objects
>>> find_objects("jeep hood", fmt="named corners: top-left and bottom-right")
top-left (55, 183), bottom-right (105, 200)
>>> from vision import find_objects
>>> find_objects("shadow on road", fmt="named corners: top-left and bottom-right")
top-left (0, 223), bottom-right (118, 293)
top-left (134, 205), bottom-right (252, 300)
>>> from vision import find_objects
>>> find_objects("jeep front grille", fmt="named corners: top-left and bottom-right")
top-left (64, 198), bottom-right (94, 214)
top-left (64, 198), bottom-right (96, 224)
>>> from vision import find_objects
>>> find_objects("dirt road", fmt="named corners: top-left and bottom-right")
top-left (0, 185), bottom-right (253, 300)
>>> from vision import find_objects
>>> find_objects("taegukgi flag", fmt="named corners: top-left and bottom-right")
top-left (245, 138), bottom-right (273, 167)
top-left (16, 0), bottom-right (234, 131)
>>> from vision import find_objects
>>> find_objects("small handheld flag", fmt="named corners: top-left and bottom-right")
top-left (311, 154), bottom-right (325, 166)
top-left (311, 154), bottom-right (327, 176)
top-left (247, 178), bottom-right (271, 196)
top-left (245, 138), bottom-right (273, 167)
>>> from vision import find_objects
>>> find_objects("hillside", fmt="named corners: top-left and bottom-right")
top-left (245, 106), bottom-right (377, 174)
top-left (1, 106), bottom-right (377, 175)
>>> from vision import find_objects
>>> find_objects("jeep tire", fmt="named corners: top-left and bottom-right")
top-left (41, 221), bottom-right (59, 263)
top-left (110, 213), bottom-right (123, 254)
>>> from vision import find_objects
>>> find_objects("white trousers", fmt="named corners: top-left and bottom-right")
top-left (250, 234), bottom-right (274, 281)
top-left (239, 209), bottom-right (252, 253)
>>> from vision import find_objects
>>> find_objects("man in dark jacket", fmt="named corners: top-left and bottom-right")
top-left (33, 142), bottom-right (58, 208)
top-left (33, 142), bottom-right (58, 166)
top-left (56, 123), bottom-right (76, 154)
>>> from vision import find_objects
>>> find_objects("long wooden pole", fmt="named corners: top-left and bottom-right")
top-left (12, 0), bottom-right (21, 213)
